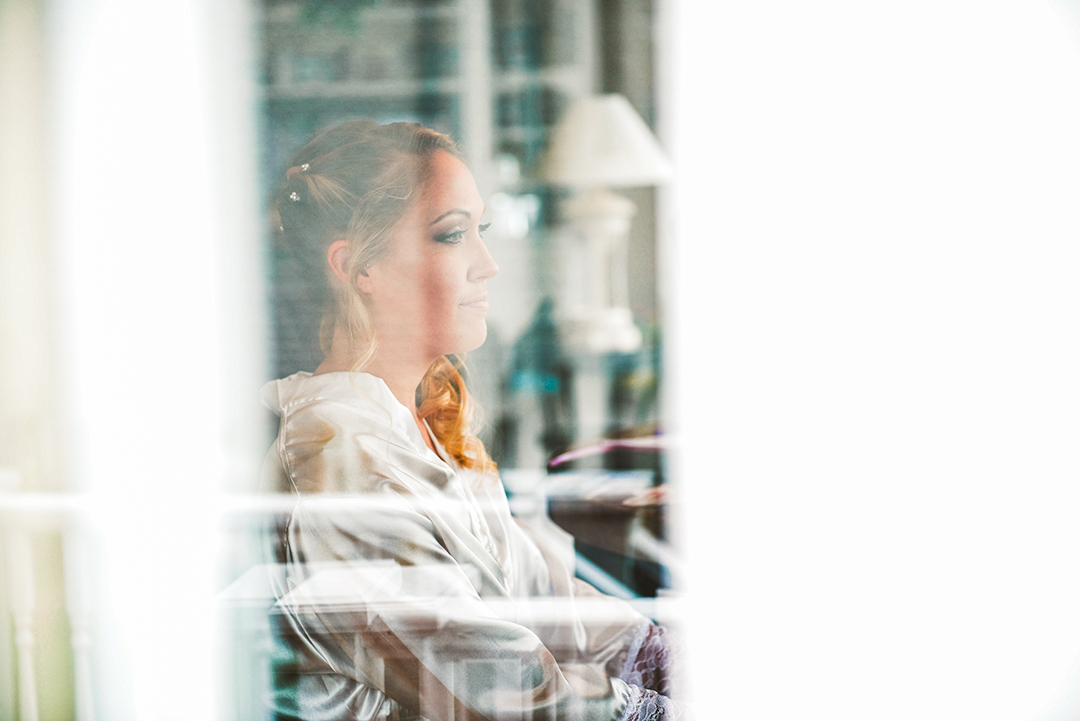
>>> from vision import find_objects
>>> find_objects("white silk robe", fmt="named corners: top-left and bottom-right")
top-left (260, 371), bottom-right (653, 721)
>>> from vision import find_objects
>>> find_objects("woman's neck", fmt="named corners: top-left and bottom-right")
top-left (315, 325), bottom-right (437, 450)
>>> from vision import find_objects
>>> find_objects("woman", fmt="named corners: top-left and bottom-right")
top-left (262, 119), bottom-right (683, 721)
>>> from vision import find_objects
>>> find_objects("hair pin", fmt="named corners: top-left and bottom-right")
top-left (300, 163), bottom-right (310, 172)
top-left (289, 191), bottom-right (300, 202)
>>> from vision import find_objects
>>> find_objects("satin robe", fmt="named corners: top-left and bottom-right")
top-left (260, 371), bottom-right (653, 721)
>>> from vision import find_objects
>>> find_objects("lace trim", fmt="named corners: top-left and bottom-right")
top-left (606, 618), bottom-right (653, 680)
top-left (621, 623), bottom-right (677, 697)
top-left (620, 685), bottom-right (684, 721)
top-left (622, 619), bottom-right (653, 674)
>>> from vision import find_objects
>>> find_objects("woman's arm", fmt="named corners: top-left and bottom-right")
top-left (278, 492), bottom-right (643, 721)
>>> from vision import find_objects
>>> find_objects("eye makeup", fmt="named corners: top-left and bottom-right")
top-left (433, 222), bottom-right (491, 245)
top-left (434, 227), bottom-right (466, 244)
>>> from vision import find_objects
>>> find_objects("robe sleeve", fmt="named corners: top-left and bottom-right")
top-left (277, 492), bottom-right (637, 720)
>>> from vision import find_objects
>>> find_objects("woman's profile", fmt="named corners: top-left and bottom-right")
top-left (260, 119), bottom-right (683, 721)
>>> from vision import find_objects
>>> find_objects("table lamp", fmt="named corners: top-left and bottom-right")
top-left (539, 93), bottom-right (674, 353)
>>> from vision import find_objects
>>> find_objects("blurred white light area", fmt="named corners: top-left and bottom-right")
top-left (672, 1), bottom-right (1080, 720)
top-left (48, 0), bottom-right (262, 719)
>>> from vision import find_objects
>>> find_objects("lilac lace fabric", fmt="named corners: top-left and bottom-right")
top-left (622, 686), bottom-right (683, 721)
top-left (622, 622), bottom-right (675, 697)
top-left (615, 623), bottom-right (688, 720)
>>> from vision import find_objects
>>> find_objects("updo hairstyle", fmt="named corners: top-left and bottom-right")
top-left (273, 119), bottom-right (494, 472)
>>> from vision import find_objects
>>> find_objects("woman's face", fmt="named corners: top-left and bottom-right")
top-left (362, 150), bottom-right (498, 361)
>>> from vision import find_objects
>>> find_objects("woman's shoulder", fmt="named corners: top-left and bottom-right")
top-left (264, 372), bottom-right (416, 441)
top-left (262, 371), bottom-right (454, 496)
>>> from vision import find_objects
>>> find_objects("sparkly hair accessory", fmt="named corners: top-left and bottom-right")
top-left (289, 191), bottom-right (300, 202)
top-left (300, 163), bottom-right (310, 172)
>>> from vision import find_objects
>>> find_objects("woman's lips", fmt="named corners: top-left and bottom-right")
top-left (459, 294), bottom-right (488, 310)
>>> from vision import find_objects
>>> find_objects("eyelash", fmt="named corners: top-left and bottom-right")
top-left (435, 222), bottom-right (491, 245)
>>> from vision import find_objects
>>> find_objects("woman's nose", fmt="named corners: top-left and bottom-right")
top-left (470, 239), bottom-right (499, 281)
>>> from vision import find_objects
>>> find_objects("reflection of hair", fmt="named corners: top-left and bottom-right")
top-left (273, 119), bottom-right (494, 472)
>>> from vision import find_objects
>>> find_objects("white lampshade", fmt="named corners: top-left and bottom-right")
top-left (539, 94), bottom-right (674, 188)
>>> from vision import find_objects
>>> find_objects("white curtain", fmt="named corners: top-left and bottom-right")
top-left (672, 1), bottom-right (1080, 719)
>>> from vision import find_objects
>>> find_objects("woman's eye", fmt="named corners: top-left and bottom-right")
top-left (434, 229), bottom-right (465, 244)
top-left (435, 223), bottom-right (490, 244)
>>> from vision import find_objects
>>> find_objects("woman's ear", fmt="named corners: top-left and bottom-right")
top-left (326, 240), bottom-right (351, 285)
top-left (327, 239), bottom-right (376, 294)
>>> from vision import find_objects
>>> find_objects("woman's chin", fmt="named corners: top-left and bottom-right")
top-left (456, 322), bottom-right (488, 354)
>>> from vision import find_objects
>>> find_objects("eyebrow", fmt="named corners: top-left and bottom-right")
top-left (429, 209), bottom-right (470, 225)
top-left (429, 206), bottom-right (487, 226)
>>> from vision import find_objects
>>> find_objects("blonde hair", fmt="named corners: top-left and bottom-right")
top-left (273, 120), bottom-right (495, 472)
